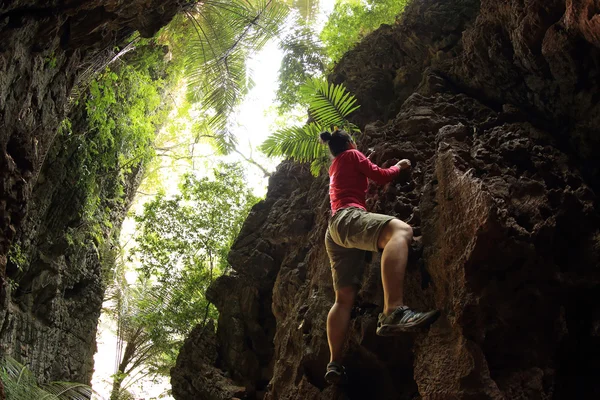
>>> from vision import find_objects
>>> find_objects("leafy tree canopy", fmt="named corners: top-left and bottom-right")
top-left (133, 162), bottom-right (258, 280)
top-left (106, 162), bottom-right (259, 398)
top-left (320, 0), bottom-right (408, 64)
top-left (161, 0), bottom-right (289, 136)
top-left (275, 22), bottom-right (326, 113)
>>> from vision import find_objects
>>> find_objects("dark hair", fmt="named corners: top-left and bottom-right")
top-left (320, 129), bottom-right (353, 156)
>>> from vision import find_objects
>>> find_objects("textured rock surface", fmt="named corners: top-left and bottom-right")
top-left (451, 0), bottom-right (600, 192)
top-left (0, 0), bottom-right (182, 283)
top-left (172, 0), bottom-right (600, 399)
top-left (171, 321), bottom-right (248, 400)
top-left (0, 121), bottom-right (143, 383)
top-left (0, 0), bottom-right (184, 386)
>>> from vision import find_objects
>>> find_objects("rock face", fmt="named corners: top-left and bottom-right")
top-left (1, 121), bottom-right (143, 384)
top-left (0, 0), bottom-right (184, 387)
top-left (172, 0), bottom-right (600, 399)
top-left (171, 321), bottom-right (249, 399)
top-left (0, 0), bottom-right (183, 284)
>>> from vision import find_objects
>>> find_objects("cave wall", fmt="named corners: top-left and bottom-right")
top-left (0, 0), bottom-right (185, 385)
top-left (0, 121), bottom-right (144, 383)
top-left (172, 0), bottom-right (600, 399)
top-left (450, 0), bottom-right (600, 192)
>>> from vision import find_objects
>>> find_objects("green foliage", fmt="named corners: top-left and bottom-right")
top-left (7, 243), bottom-right (26, 272)
top-left (0, 357), bottom-right (94, 400)
top-left (44, 51), bottom-right (58, 69)
top-left (134, 162), bottom-right (258, 280)
top-left (285, 0), bottom-right (320, 23)
top-left (276, 23), bottom-right (326, 113)
top-left (107, 163), bottom-right (258, 392)
top-left (57, 118), bottom-right (72, 136)
top-left (260, 77), bottom-right (360, 175)
top-left (84, 61), bottom-right (164, 176)
top-left (302, 77), bottom-right (360, 129)
top-left (320, 0), bottom-right (408, 63)
top-left (261, 123), bottom-right (327, 176)
top-left (7, 243), bottom-right (27, 291)
top-left (161, 0), bottom-right (289, 136)
top-left (190, 116), bottom-right (238, 156)
top-left (66, 41), bottom-right (175, 256)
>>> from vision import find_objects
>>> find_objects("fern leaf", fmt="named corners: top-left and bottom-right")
top-left (40, 382), bottom-right (93, 400)
top-left (310, 156), bottom-right (330, 177)
top-left (301, 78), bottom-right (360, 130)
top-left (1, 357), bottom-right (96, 400)
top-left (259, 123), bottom-right (327, 164)
top-left (261, 78), bottom-right (361, 176)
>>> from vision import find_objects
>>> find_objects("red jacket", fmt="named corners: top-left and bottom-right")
top-left (328, 149), bottom-right (400, 214)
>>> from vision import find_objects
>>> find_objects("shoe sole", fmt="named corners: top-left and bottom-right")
top-left (325, 370), bottom-right (346, 385)
top-left (376, 310), bottom-right (440, 336)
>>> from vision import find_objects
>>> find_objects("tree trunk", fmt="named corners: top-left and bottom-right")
top-left (109, 373), bottom-right (125, 400)
top-left (110, 336), bottom-right (139, 400)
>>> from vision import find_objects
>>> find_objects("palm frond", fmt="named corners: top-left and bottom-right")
top-left (261, 78), bottom-right (361, 176)
top-left (191, 117), bottom-right (237, 155)
top-left (310, 155), bottom-right (330, 176)
top-left (301, 77), bottom-right (360, 130)
top-left (0, 357), bottom-right (95, 400)
top-left (157, 0), bottom-right (289, 154)
top-left (242, 0), bottom-right (290, 49)
top-left (183, 0), bottom-right (289, 131)
top-left (259, 122), bottom-right (327, 164)
top-left (39, 382), bottom-right (93, 400)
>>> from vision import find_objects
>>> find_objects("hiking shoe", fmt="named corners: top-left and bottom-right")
top-left (324, 362), bottom-right (347, 385)
top-left (376, 306), bottom-right (440, 336)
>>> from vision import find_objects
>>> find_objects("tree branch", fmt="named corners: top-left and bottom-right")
top-left (232, 147), bottom-right (271, 177)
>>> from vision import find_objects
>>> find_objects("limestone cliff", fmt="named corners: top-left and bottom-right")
top-left (0, 0), bottom-right (185, 387)
top-left (171, 0), bottom-right (600, 399)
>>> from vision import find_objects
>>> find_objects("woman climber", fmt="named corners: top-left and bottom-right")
top-left (321, 129), bottom-right (439, 385)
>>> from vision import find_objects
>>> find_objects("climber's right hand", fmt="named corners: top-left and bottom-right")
top-left (395, 159), bottom-right (411, 170)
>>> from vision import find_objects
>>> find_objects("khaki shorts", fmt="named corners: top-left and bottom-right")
top-left (325, 207), bottom-right (395, 290)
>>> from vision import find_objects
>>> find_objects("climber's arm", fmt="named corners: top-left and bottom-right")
top-left (355, 152), bottom-right (409, 184)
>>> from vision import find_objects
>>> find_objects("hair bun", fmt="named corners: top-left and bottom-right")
top-left (320, 131), bottom-right (332, 142)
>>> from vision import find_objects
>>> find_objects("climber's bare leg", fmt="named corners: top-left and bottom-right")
top-left (377, 219), bottom-right (413, 316)
top-left (327, 285), bottom-right (357, 363)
